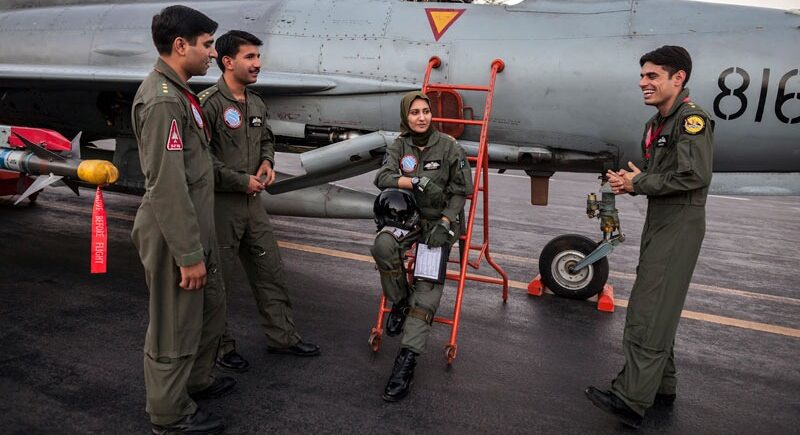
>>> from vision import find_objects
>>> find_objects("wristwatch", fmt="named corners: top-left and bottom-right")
top-left (410, 176), bottom-right (420, 189)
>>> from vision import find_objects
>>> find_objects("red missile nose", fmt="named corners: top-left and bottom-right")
top-left (6, 126), bottom-right (71, 152)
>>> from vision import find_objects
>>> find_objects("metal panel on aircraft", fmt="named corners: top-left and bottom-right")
top-left (506, 0), bottom-right (632, 14)
top-left (259, 34), bottom-right (322, 75)
top-left (379, 39), bottom-right (450, 83)
top-left (89, 5), bottom-right (153, 66)
top-left (0, 6), bottom-right (99, 64)
top-left (320, 0), bottom-right (391, 38)
top-left (319, 37), bottom-right (381, 77)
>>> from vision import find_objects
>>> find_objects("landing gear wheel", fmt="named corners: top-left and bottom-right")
top-left (444, 344), bottom-right (457, 364)
top-left (539, 234), bottom-right (609, 300)
top-left (368, 328), bottom-right (382, 352)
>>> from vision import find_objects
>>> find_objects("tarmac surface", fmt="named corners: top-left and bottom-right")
top-left (1, 156), bottom-right (799, 434)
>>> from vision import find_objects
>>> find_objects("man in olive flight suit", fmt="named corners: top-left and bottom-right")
top-left (585, 46), bottom-right (714, 428)
top-left (131, 6), bottom-right (235, 435)
top-left (372, 91), bottom-right (473, 402)
top-left (199, 30), bottom-right (319, 373)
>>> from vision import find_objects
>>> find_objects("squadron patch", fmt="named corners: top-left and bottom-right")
top-left (683, 115), bottom-right (705, 135)
top-left (166, 119), bottom-right (183, 151)
top-left (223, 107), bottom-right (242, 129)
top-left (191, 105), bottom-right (204, 129)
top-left (400, 154), bottom-right (418, 173)
top-left (423, 160), bottom-right (442, 171)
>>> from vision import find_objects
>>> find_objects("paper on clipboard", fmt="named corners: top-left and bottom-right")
top-left (413, 243), bottom-right (448, 283)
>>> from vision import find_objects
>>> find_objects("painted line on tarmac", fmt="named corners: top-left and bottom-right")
top-left (708, 195), bottom-right (750, 201)
top-left (277, 240), bottom-right (800, 339)
top-left (483, 252), bottom-right (800, 306)
top-left (270, 220), bottom-right (800, 307)
top-left (37, 202), bottom-right (800, 322)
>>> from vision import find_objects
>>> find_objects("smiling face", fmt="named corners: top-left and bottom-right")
top-left (406, 98), bottom-right (432, 134)
top-left (639, 61), bottom-right (685, 114)
top-left (225, 43), bottom-right (261, 86)
top-left (182, 32), bottom-right (217, 76)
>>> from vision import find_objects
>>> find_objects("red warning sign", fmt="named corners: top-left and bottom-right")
top-left (91, 186), bottom-right (107, 274)
top-left (425, 8), bottom-right (465, 41)
top-left (166, 119), bottom-right (183, 151)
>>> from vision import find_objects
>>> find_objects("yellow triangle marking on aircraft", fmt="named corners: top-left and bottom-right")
top-left (431, 11), bottom-right (460, 34)
top-left (425, 8), bottom-right (465, 41)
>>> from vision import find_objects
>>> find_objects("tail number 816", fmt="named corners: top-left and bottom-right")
top-left (713, 67), bottom-right (799, 124)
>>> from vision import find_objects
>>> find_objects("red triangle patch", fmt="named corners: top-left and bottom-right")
top-left (166, 119), bottom-right (183, 151)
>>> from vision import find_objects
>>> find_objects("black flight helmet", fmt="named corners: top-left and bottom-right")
top-left (373, 188), bottom-right (420, 231)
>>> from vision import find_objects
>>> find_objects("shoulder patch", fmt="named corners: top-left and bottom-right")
top-left (683, 115), bottom-right (705, 135)
top-left (166, 119), bottom-right (183, 151)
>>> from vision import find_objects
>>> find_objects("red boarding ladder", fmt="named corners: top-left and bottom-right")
top-left (369, 57), bottom-right (509, 364)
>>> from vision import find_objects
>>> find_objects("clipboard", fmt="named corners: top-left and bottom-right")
top-left (413, 243), bottom-right (450, 284)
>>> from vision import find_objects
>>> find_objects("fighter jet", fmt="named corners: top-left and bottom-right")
top-left (0, 0), bottom-right (797, 296)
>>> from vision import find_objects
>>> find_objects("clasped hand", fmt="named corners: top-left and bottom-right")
top-left (606, 161), bottom-right (641, 195)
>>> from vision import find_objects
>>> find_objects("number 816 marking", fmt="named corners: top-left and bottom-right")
top-left (713, 67), bottom-right (799, 124)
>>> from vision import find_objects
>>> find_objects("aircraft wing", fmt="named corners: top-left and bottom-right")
top-left (0, 63), bottom-right (418, 95)
top-left (0, 63), bottom-right (337, 94)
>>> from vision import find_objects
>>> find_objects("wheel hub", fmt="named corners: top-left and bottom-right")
top-left (551, 250), bottom-right (594, 290)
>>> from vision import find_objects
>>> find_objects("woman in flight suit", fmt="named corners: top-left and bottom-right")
top-left (371, 91), bottom-right (472, 402)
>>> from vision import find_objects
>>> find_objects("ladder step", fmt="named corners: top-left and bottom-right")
top-left (445, 271), bottom-right (506, 286)
top-left (431, 117), bottom-right (485, 126)
top-left (427, 83), bottom-right (491, 92)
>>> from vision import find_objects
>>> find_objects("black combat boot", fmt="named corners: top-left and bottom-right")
top-left (584, 386), bottom-right (643, 428)
top-left (216, 350), bottom-right (250, 373)
top-left (382, 348), bottom-right (417, 402)
top-left (151, 407), bottom-right (224, 434)
top-left (385, 299), bottom-right (408, 337)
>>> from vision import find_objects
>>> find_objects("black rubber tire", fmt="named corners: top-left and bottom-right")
top-left (538, 234), bottom-right (609, 300)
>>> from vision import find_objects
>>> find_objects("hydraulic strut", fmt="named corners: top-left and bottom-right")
top-left (571, 180), bottom-right (625, 273)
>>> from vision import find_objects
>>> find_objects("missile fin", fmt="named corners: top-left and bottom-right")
top-left (13, 132), bottom-right (65, 161)
top-left (14, 173), bottom-right (63, 204)
top-left (69, 132), bottom-right (82, 160)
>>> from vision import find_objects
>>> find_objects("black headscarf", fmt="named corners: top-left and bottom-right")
top-left (400, 91), bottom-right (434, 147)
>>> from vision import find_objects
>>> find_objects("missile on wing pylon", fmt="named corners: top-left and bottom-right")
top-left (0, 125), bottom-right (119, 204)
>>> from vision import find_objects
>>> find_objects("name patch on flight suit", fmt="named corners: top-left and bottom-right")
top-left (683, 115), bottom-right (705, 135)
top-left (423, 160), bottom-right (441, 171)
top-left (400, 154), bottom-right (418, 173)
top-left (249, 116), bottom-right (264, 128)
top-left (656, 135), bottom-right (669, 147)
top-left (166, 119), bottom-right (183, 151)
top-left (223, 107), bottom-right (242, 129)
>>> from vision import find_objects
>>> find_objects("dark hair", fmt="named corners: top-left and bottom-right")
top-left (215, 30), bottom-right (263, 70)
top-left (151, 5), bottom-right (218, 55)
top-left (639, 45), bottom-right (692, 86)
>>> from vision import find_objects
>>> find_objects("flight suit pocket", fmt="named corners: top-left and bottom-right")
top-left (653, 141), bottom-right (675, 170)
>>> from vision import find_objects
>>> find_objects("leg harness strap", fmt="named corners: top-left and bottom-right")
top-left (408, 306), bottom-right (434, 324)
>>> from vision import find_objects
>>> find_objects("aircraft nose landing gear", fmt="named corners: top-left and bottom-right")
top-left (538, 181), bottom-right (622, 300)
top-left (539, 234), bottom-right (609, 300)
